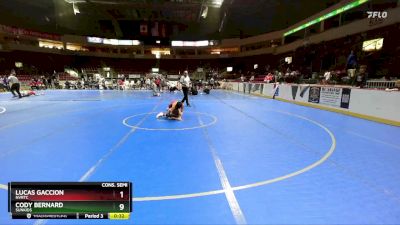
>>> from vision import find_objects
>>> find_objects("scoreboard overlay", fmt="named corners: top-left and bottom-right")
top-left (8, 182), bottom-right (132, 220)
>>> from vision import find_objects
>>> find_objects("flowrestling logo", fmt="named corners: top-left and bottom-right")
top-left (367, 11), bottom-right (388, 19)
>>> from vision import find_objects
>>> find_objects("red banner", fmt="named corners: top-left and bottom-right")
top-left (0, 25), bottom-right (61, 40)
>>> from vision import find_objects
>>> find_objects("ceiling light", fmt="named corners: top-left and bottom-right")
top-left (211, 0), bottom-right (224, 7)
top-left (73, 3), bottom-right (80, 15)
top-left (201, 6), bottom-right (208, 18)
top-left (64, 0), bottom-right (85, 3)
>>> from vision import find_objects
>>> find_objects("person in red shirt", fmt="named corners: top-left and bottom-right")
top-left (264, 72), bottom-right (274, 83)
top-left (156, 100), bottom-right (184, 121)
top-left (118, 79), bottom-right (125, 90)
top-left (155, 77), bottom-right (161, 92)
top-left (30, 79), bottom-right (39, 90)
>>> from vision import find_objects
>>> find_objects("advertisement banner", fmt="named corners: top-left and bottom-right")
top-left (308, 86), bottom-right (321, 103)
top-left (340, 88), bottom-right (351, 109)
top-left (319, 87), bottom-right (342, 107)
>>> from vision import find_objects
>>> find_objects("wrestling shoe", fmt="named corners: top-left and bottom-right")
top-left (156, 112), bottom-right (163, 119)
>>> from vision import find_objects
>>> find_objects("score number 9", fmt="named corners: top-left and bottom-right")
top-left (119, 191), bottom-right (125, 211)
top-left (117, 191), bottom-right (127, 211)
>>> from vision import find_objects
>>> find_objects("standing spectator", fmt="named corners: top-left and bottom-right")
top-left (161, 77), bottom-right (168, 92)
top-left (41, 76), bottom-right (48, 89)
top-left (356, 65), bottom-right (368, 88)
top-left (240, 75), bottom-right (245, 82)
top-left (155, 76), bottom-right (161, 92)
top-left (52, 72), bottom-right (57, 84)
top-left (118, 79), bottom-right (124, 90)
top-left (140, 78), bottom-right (144, 89)
top-left (1, 76), bottom-right (9, 91)
top-left (276, 70), bottom-right (283, 82)
top-left (47, 76), bottom-right (53, 89)
top-left (346, 50), bottom-right (357, 84)
top-left (145, 78), bottom-right (151, 89)
top-left (180, 70), bottom-right (191, 107)
top-left (8, 70), bottom-right (22, 98)
top-left (209, 77), bottom-right (215, 89)
top-left (151, 79), bottom-right (160, 96)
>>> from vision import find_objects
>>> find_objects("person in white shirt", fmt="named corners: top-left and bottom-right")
top-left (145, 78), bottom-right (151, 89)
top-left (209, 77), bottom-right (215, 89)
top-left (136, 79), bottom-right (141, 90)
top-left (8, 70), bottom-right (22, 98)
top-left (151, 79), bottom-right (160, 96)
top-left (180, 71), bottom-right (191, 107)
top-left (323, 71), bottom-right (331, 84)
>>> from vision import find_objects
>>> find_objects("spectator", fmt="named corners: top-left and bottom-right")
top-left (264, 72), bottom-right (274, 83)
top-left (145, 78), bottom-right (151, 89)
top-left (276, 70), bottom-right (283, 82)
top-left (30, 79), bottom-right (39, 90)
top-left (346, 50), bottom-right (357, 84)
top-left (209, 77), bottom-right (215, 89)
top-left (1, 76), bottom-right (9, 91)
top-left (356, 65), bottom-right (368, 88)
top-left (65, 80), bottom-right (71, 89)
top-left (47, 76), bottom-right (53, 89)
top-left (136, 79), bottom-right (141, 90)
top-left (118, 79), bottom-right (124, 90)
top-left (323, 71), bottom-right (332, 84)
top-left (41, 76), bottom-right (48, 89)
top-left (152, 79), bottom-right (160, 96)
top-left (140, 78), bottom-right (145, 89)
top-left (155, 76), bottom-right (161, 92)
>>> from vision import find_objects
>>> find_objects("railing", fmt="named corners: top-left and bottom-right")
top-left (366, 80), bottom-right (397, 89)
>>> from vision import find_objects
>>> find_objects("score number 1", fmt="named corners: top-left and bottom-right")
top-left (119, 191), bottom-right (125, 211)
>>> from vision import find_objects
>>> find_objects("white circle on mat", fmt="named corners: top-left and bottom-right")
top-left (122, 112), bottom-right (217, 131)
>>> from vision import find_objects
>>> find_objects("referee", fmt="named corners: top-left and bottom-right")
top-left (180, 70), bottom-right (191, 107)
top-left (8, 70), bottom-right (22, 98)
